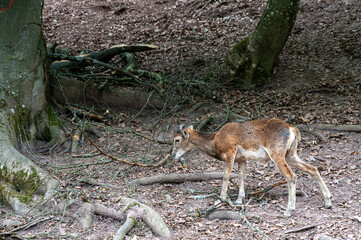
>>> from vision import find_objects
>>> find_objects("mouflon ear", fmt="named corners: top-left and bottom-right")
top-left (181, 130), bottom-right (189, 138)
top-left (176, 124), bottom-right (185, 133)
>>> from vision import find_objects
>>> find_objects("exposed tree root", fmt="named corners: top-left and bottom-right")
top-left (132, 172), bottom-right (237, 185)
top-left (0, 124), bottom-right (60, 215)
top-left (58, 197), bottom-right (170, 239)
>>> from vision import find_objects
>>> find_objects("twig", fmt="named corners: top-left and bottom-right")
top-left (126, 129), bottom-right (172, 145)
top-left (0, 217), bottom-right (53, 236)
top-left (51, 53), bottom-right (162, 94)
top-left (284, 222), bottom-right (323, 234)
top-left (197, 0), bottom-right (213, 12)
top-left (250, 180), bottom-right (287, 196)
top-left (87, 137), bottom-right (170, 167)
top-left (255, 92), bottom-right (283, 105)
top-left (196, 116), bottom-right (213, 131)
top-left (296, 125), bottom-right (328, 142)
top-left (130, 91), bottom-right (155, 120)
top-left (212, 102), bottom-right (230, 131)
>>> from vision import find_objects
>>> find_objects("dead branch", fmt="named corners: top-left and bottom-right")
top-left (78, 179), bottom-right (122, 190)
top-left (50, 44), bottom-right (158, 70)
top-left (298, 124), bottom-right (361, 133)
top-left (249, 180), bottom-right (287, 199)
top-left (71, 127), bottom-right (82, 155)
top-left (284, 222), bottom-right (323, 234)
top-left (52, 53), bottom-right (161, 93)
top-left (0, 217), bottom-right (52, 236)
top-left (297, 125), bottom-right (328, 142)
top-left (311, 124), bottom-right (361, 132)
top-left (69, 106), bottom-right (104, 122)
top-left (297, 123), bottom-right (361, 142)
top-left (132, 172), bottom-right (237, 185)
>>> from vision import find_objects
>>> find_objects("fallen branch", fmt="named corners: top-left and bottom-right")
top-left (50, 44), bottom-right (158, 70)
top-left (0, 217), bottom-right (53, 236)
top-left (297, 125), bottom-right (328, 142)
top-left (132, 172), bottom-right (237, 185)
top-left (52, 54), bottom-right (161, 93)
top-left (249, 180), bottom-right (287, 199)
top-left (284, 222), bottom-right (323, 234)
top-left (69, 106), bottom-right (104, 122)
top-left (311, 124), bottom-right (361, 132)
top-left (297, 124), bottom-right (361, 133)
top-left (71, 127), bottom-right (82, 155)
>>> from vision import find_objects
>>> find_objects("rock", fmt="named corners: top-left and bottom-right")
top-left (315, 234), bottom-right (338, 240)
top-left (2, 219), bottom-right (22, 227)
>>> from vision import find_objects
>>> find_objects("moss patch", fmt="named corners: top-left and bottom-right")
top-left (0, 165), bottom-right (41, 204)
top-left (46, 103), bottom-right (59, 126)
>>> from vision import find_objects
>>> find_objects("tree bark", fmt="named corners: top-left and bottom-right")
top-left (0, 0), bottom-right (61, 214)
top-left (223, 0), bottom-right (299, 88)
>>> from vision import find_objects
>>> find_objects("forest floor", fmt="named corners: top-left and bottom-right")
top-left (1, 0), bottom-right (360, 239)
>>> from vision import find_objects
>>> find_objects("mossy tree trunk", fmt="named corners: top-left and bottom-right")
top-left (0, 0), bottom-right (62, 214)
top-left (223, 0), bottom-right (299, 88)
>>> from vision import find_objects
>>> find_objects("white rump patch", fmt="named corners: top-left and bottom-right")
top-left (286, 129), bottom-right (296, 150)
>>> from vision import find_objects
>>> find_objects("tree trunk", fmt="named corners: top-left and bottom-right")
top-left (223, 0), bottom-right (299, 88)
top-left (0, 0), bottom-right (61, 214)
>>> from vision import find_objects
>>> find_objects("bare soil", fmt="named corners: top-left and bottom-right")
top-left (1, 0), bottom-right (360, 239)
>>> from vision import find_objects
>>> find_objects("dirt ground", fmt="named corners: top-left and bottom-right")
top-left (1, 0), bottom-right (360, 239)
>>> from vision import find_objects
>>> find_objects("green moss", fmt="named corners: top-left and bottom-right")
top-left (0, 165), bottom-right (41, 204)
top-left (0, 99), bottom-right (7, 108)
top-left (46, 103), bottom-right (59, 126)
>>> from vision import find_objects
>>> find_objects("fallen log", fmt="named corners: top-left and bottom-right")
top-left (51, 75), bottom-right (165, 110)
top-left (132, 172), bottom-right (237, 185)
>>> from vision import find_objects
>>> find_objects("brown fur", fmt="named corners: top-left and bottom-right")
top-left (171, 119), bottom-right (332, 216)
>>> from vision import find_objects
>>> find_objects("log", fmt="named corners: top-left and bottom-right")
top-left (311, 124), bottom-right (361, 132)
top-left (132, 172), bottom-right (237, 185)
top-left (51, 75), bottom-right (165, 110)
